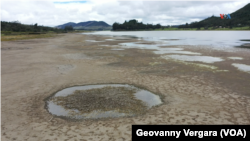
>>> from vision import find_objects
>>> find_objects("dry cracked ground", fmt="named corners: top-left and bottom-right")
top-left (1, 33), bottom-right (250, 141)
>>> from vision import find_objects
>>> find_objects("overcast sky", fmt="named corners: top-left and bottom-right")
top-left (1, 0), bottom-right (250, 27)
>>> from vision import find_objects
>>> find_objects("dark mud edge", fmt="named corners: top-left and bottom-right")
top-left (43, 83), bottom-right (168, 122)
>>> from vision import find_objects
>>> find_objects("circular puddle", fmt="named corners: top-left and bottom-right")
top-left (45, 84), bottom-right (162, 120)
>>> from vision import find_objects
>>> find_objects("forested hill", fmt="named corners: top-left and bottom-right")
top-left (1, 21), bottom-right (61, 32)
top-left (180, 3), bottom-right (250, 28)
top-left (56, 21), bottom-right (112, 30)
top-left (112, 19), bottom-right (161, 31)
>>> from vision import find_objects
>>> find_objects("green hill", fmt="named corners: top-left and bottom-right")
top-left (180, 3), bottom-right (250, 28)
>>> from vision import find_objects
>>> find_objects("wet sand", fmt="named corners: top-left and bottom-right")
top-left (1, 33), bottom-right (250, 141)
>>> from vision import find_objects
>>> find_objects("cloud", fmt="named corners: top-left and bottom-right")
top-left (53, 1), bottom-right (88, 4)
top-left (1, 0), bottom-right (250, 27)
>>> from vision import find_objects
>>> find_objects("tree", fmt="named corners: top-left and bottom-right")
top-left (112, 22), bottom-right (119, 30)
top-left (1, 21), bottom-right (63, 33)
top-left (156, 24), bottom-right (161, 29)
top-left (112, 19), bottom-right (163, 31)
top-left (64, 25), bottom-right (73, 31)
top-left (247, 21), bottom-right (250, 29)
top-left (34, 23), bottom-right (38, 32)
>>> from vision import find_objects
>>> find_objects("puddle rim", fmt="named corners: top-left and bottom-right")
top-left (43, 83), bottom-right (166, 122)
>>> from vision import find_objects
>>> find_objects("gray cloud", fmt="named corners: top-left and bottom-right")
top-left (1, 0), bottom-right (249, 27)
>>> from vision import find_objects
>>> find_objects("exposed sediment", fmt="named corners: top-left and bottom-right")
top-left (50, 86), bottom-right (148, 116)
top-left (2, 33), bottom-right (250, 141)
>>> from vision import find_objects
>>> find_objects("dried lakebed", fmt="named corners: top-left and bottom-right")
top-left (45, 84), bottom-right (163, 120)
top-left (2, 33), bottom-right (250, 141)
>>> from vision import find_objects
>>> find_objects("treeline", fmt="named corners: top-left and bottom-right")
top-left (112, 19), bottom-right (161, 31)
top-left (64, 25), bottom-right (74, 31)
top-left (1, 21), bottom-right (64, 33)
top-left (178, 16), bottom-right (249, 29)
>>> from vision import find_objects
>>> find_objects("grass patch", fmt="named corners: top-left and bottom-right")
top-left (1, 33), bottom-right (57, 41)
top-left (0, 30), bottom-right (88, 41)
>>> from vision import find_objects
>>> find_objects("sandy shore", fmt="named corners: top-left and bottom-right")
top-left (1, 33), bottom-right (250, 141)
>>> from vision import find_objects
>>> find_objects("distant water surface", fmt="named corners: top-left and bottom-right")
top-left (82, 31), bottom-right (250, 48)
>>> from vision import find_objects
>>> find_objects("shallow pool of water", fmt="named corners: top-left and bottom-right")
top-left (228, 57), bottom-right (243, 60)
top-left (111, 49), bottom-right (125, 50)
top-left (46, 84), bottom-right (162, 120)
top-left (161, 55), bottom-right (224, 63)
top-left (85, 40), bottom-right (104, 42)
top-left (232, 63), bottom-right (250, 73)
top-left (154, 49), bottom-right (201, 55)
top-left (119, 42), bottom-right (163, 50)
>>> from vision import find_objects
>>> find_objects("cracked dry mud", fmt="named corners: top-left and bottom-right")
top-left (1, 33), bottom-right (250, 141)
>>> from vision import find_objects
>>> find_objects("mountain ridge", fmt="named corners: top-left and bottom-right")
top-left (56, 21), bottom-right (111, 30)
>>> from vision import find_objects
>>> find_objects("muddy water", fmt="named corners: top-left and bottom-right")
top-left (45, 84), bottom-right (162, 120)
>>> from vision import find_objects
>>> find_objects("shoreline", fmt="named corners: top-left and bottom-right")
top-left (113, 30), bottom-right (250, 31)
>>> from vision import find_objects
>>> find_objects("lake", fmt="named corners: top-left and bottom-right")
top-left (82, 31), bottom-right (250, 48)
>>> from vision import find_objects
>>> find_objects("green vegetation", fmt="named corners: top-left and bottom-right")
top-left (155, 27), bottom-right (180, 30)
top-left (1, 21), bottom-right (63, 32)
top-left (1, 33), bottom-right (57, 41)
top-left (112, 21), bottom-right (249, 31)
top-left (0, 21), bottom-right (85, 41)
top-left (112, 3), bottom-right (250, 31)
top-left (1, 30), bottom-right (86, 41)
top-left (158, 26), bottom-right (250, 31)
top-left (179, 3), bottom-right (250, 30)
top-left (112, 19), bottom-right (161, 31)
top-left (64, 25), bottom-right (74, 31)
